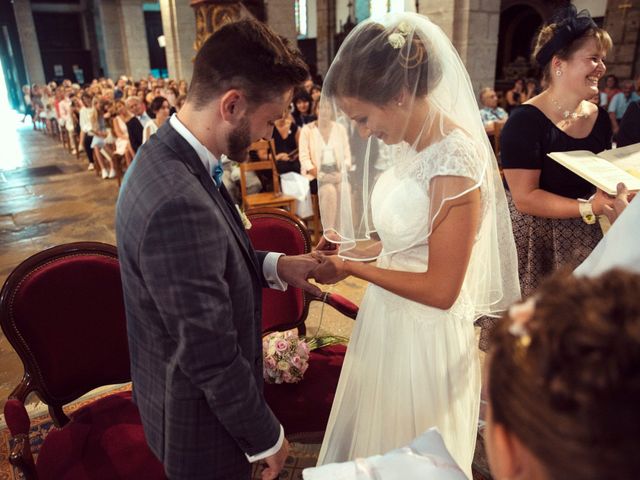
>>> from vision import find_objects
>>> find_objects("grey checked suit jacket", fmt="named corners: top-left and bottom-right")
top-left (116, 122), bottom-right (281, 480)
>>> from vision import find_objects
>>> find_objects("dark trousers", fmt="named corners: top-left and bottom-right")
top-left (83, 134), bottom-right (94, 164)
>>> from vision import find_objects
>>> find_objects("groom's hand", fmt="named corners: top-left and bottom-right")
top-left (261, 438), bottom-right (290, 480)
top-left (310, 255), bottom-right (350, 284)
top-left (276, 254), bottom-right (323, 296)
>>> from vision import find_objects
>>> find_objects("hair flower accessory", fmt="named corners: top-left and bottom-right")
top-left (508, 297), bottom-right (535, 350)
top-left (388, 32), bottom-right (406, 49)
top-left (397, 21), bottom-right (411, 35)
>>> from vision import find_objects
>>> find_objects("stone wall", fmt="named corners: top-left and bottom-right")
top-left (160, 0), bottom-right (196, 81)
top-left (118, 0), bottom-right (151, 80)
top-left (604, 0), bottom-right (639, 80)
top-left (266, 0), bottom-right (298, 45)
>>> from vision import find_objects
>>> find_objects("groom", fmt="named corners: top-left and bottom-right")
top-left (116, 20), bottom-right (319, 480)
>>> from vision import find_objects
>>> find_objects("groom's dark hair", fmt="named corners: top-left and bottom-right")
top-left (187, 19), bottom-right (309, 109)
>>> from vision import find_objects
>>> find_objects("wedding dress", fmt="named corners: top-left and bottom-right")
top-left (317, 129), bottom-right (482, 479)
top-left (315, 13), bottom-right (520, 479)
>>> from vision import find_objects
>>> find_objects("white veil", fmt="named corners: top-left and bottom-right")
top-left (317, 12), bottom-right (520, 317)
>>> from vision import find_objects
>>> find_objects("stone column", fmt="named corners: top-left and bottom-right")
top-left (118, 0), bottom-right (151, 80)
top-left (604, 0), bottom-right (640, 80)
top-left (316, 0), bottom-right (336, 75)
top-left (12, 0), bottom-right (46, 85)
top-left (97, 0), bottom-right (127, 78)
top-left (420, 0), bottom-right (501, 95)
top-left (266, 0), bottom-right (297, 45)
top-left (159, 0), bottom-right (198, 81)
top-left (461, 0), bottom-right (502, 95)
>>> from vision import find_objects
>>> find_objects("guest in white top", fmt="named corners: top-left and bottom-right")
top-left (142, 96), bottom-right (170, 144)
top-left (299, 103), bottom-right (351, 228)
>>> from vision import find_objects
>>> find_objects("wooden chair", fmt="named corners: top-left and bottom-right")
top-left (240, 139), bottom-right (297, 212)
top-left (0, 242), bottom-right (166, 479)
top-left (493, 120), bottom-right (504, 159)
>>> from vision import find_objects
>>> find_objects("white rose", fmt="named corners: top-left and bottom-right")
top-left (388, 33), bottom-right (406, 49)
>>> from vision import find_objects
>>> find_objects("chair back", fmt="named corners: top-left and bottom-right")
top-left (0, 242), bottom-right (131, 423)
top-left (242, 139), bottom-right (282, 192)
top-left (245, 208), bottom-right (311, 333)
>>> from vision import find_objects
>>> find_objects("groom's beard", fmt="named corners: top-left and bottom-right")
top-left (227, 116), bottom-right (252, 162)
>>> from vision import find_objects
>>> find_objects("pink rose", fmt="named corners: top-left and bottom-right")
top-left (266, 357), bottom-right (277, 369)
top-left (275, 339), bottom-right (289, 352)
top-left (291, 355), bottom-right (302, 369)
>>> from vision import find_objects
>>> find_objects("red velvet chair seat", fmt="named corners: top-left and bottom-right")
top-left (264, 345), bottom-right (347, 438)
top-left (36, 391), bottom-right (165, 480)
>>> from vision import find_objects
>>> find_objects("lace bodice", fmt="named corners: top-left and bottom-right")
top-left (371, 129), bottom-right (485, 272)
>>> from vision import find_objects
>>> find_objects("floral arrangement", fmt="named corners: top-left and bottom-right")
top-left (262, 329), bottom-right (348, 384)
top-left (263, 330), bottom-right (310, 384)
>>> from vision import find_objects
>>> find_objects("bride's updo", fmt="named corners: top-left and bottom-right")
top-left (489, 269), bottom-right (640, 479)
top-left (324, 20), bottom-right (443, 105)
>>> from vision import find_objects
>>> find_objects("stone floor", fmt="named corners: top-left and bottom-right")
top-left (0, 112), bottom-right (366, 411)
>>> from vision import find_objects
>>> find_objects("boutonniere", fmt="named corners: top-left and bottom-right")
top-left (235, 204), bottom-right (252, 230)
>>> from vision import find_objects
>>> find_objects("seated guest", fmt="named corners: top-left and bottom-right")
top-left (523, 77), bottom-right (541, 102)
top-left (505, 78), bottom-right (524, 113)
top-left (113, 100), bottom-right (134, 166)
top-left (608, 79), bottom-right (640, 138)
top-left (600, 74), bottom-right (620, 108)
top-left (486, 268), bottom-right (640, 480)
top-left (272, 109), bottom-right (301, 174)
top-left (292, 90), bottom-right (316, 128)
top-left (142, 96), bottom-right (170, 144)
top-left (616, 99), bottom-right (640, 147)
top-left (479, 87), bottom-right (508, 136)
top-left (124, 97), bottom-right (144, 153)
top-left (125, 95), bottom-right (151, 127)
top-left (299, 103), bottom-right (351, 228)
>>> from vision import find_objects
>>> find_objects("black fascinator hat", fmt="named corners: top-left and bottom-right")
top-left (535, 5), bottom-right (597, 67)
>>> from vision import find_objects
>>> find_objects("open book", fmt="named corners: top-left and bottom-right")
top-left (547, 142), bottom-right (640, 195)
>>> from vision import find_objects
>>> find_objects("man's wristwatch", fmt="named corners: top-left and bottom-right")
top-left (578, 199), bottom-right (596, 224)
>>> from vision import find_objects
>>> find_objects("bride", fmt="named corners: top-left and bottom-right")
top-left (311, 12), bottom-right (520, 478)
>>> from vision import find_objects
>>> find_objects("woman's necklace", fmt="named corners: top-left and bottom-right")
top-left (550, 98), bottom-right (589, 120)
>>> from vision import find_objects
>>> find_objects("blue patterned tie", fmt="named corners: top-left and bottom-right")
top-left (212, 163), bottom-right (224, 187)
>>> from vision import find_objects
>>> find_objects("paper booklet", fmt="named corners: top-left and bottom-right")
top-left (547, 142), bottom-right (640, 195)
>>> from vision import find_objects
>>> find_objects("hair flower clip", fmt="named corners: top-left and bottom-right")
top-left (397, 22), bottom-right (411, 35)
top-left (508, 297), bottom-right (535, 350)
top-left (388, 32), bottom-right (406, 49)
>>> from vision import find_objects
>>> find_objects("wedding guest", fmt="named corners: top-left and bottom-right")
top-left (299, 102), bottom-right (351, 230)
top-left (479, 87), bottom-right (508, 136)
top-left (523, 77), bottom-right (541, 101)
top-left (113, 100), bottom-right (134, 166)
top-left (142, 96), bottom-right (170, 144)
top-left (79, 93), bottom-right (96, 170)
top-left (505, 78), bottom-right (525, 113)
top-left (501, 6), bottom-right (615, 297)
top-left (486, 268), bottom-right (640, 480)
top-left (272, 109), bottom-right (301, 174)
top-left (310, 84), bottom-right (322, 117)
top-left (600, 74), bottom-right (620, 108)
top-left (124, 97), bottom-right (144, 153)
top-left (608, 80), bottom-right (640, 139)
top-left (616, 99), bottom-right (640, 147)
top-left (292, 90), bottom-right (316, 128)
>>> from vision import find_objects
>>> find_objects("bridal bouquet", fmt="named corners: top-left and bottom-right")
top-left (263, 328), bottom-right (349, 384)
top-left (263, 330), bottom-right (310, 384)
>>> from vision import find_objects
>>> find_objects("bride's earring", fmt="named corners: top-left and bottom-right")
top-left (397, 101), bottom-right (403, 107)
top-left (555, 70), bottom-right (562, 77)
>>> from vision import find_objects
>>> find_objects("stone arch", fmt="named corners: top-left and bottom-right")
top-left (495, 3), bottom-right (544, 86)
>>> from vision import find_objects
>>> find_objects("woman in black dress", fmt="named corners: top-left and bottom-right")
top-left (291, 90), bottom-right (316, 128)
top-left (272, 110), bottom-right (301, 174)
top-left (501, 6), bottom-right (616, 297)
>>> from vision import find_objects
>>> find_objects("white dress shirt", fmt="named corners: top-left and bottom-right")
top-left (169, 114), bottom-right (285, 462)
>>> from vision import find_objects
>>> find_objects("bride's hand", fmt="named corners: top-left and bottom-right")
top-left (315, 236), bottom-right (338, 255)
top-left (310, 256), bottom-right (349, 284)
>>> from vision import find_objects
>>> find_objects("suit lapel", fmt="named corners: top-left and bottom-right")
top-left (157, 123), bottom-right (261, 279)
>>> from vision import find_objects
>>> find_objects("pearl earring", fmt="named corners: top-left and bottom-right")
top-left (397, 102), bottom-right (403, 106)
top-left (555, 70), bottom-right (562, 77)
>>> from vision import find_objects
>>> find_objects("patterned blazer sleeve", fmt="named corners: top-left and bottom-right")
top-left (139, 193), bottom-right (280, 455)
